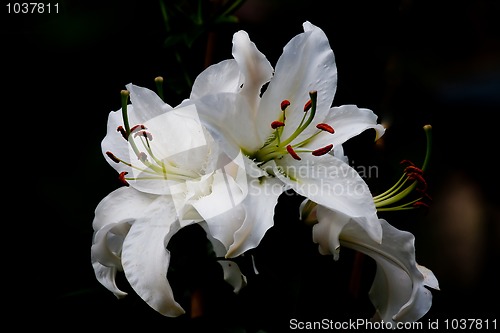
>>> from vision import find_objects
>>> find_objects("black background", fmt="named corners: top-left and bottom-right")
top-left (3, 0), bottom-right (499, 331)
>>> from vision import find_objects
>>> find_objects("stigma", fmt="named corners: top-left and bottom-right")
top-left (253, 90), bottom-right (335, 164)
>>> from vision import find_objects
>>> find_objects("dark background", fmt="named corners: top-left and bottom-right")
top-left (3, 0), bottom-right (499, 331)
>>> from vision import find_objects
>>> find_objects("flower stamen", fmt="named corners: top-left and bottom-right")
top-left (117, 126), bottom-right (128, 140)
top-left (271, 121), bottom-right (285, 129)
top-left (316, 123), bottom-right (335, 134)
top-left (374, 125), bottom-right (432, 212)
top-left (303, 99), bottom-right (312, 112)
top-left (106, 88), bottom-right (202, 184)
top-left (281, 99), bottom-right (290, 111)
top-left (312, 144), bottom-right (334, 156)
top-left (118, 171), bottom-right (129, 186)
top-left (254, 90), bottom-right (337, 163)
top-left (286, 145), bottom-right (301, 160)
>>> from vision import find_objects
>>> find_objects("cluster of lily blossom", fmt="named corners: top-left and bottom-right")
top-left (91, 21), bottom-right (439, 324)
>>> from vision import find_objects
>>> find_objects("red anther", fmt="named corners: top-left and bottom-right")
top-left (408, 172), bottom-right (427, 191)
top-left (134, 130), bottom-right (153, 140)
top-left (271, 121), bottom-right (285, 129)
top-left (281, 100), bottom-right (290, 111)
top-left (316, 123), bottom-right (335, 134)
top-left (286, 145), bottom-right (301, 160)
top-left (137, 152), bottom-right (148, 162)
top-left (117, 126), bottom-right (128, 140)
top-left (118, 172), bottom-right (129, 186)
top-left (106, 151), bottom-right (121, 163)
top-left (312, 144), bottom-right (334, 156)
top-left (412, 201), bottom-right (430, 209)
top-left (303, 99), bottom-right (312, 112)
top-left (404, 165), bottom-right (423, 175)
top-left (130, 124), bottom-right (146, 133)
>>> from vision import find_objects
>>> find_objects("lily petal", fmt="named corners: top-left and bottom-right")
top-left (259, 21), bottom-right (337, 144)
top-left (121, 195), bottom-right (187, 317)
top-left (273, 154), bottom-right (382, 243)
top-left (92, 186), bottom-right (157, 231)
top-left (190, 59), bottom-right (243, 99)
top-left (226, 177), bottom-right (284, 258)
top-left (91, 259), bottom-right (128, 299)
top-left (313, 205), bottom-right (381, 260)
top-left (231, 30), bottom-right (274, 115)
top-left (91, 221), bottom-right (130, 298)
top-left (126, 83), bottom-right (173, 123)
top-left (91, 187), bottom-right (158, 298)
top-left (304, 105), bottom-right (386, 151)
top-left (192, 172), bottom-right (247, 250)
top-left (313, 217), bottom-right (439, 323)
top-left (196, 172), bottom-right (282, 259)
top-left (196, 92), bottom-right (264, 154)
top-left (101, 105), bottom-right (137, 176)
top-left (91, 221), bottom-right (130, 268)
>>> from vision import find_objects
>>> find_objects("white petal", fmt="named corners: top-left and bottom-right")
top-left (231, 30), bottom-right (274, 114)
top-left (259, 21), bottom-right (337, 144)
top-left (196, 93), bottom-right (265, 154)
top-left (101, 84), bottom-right (173, 177)
top-left (126, 83), bottom-right (172, 123)
top-left (191, 152), bottom-right (248, 220)
top-left (273, 154), bottom-right (381, 242)
top-left (91, 221), bottom-right (130, 268)
top-left (193, 178), bottom-right (246, 250)
top-left (124, 103), bottom-right (218, 196)
top-left (144, 104), bottom-right (209, 166)
top-left (91, 187), bottom-right (159, 300)
top-left (91, 259), bottom-right (128, 298)
top-left (121, 196), bottom-right (186, 317)
top-left (92, 186), bottom-right (157, 232)
top-left (226, 177), bottom-right (284, 257)
top-left (198, 174), bottom-right (282, 259)
top-left (101, 105), bottom-right (135, 176)
top-left (332, 144), bottom-right (349, 163)
top-left (314, 217), bottom-right (439, 323)
top-left (417, 264), bottom-right (440, 291)
top-left (311, 105), bottom-right (385, 150)
top-left (313, 206), bottom-right (381, 261)
top-left (190, 59), bottom-right (243, 99)
top-left (217, 260), bottom-right (248, 294)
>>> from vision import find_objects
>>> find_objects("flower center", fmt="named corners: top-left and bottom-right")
top-left (252, 90), bottom-right (335, 164)
top-left (374, 125), bottom-right (433, 211)
top-left (105, 90), bottom-right (199, 186)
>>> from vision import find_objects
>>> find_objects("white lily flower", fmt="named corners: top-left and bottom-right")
top-left (191, 21), bottom-right (385, 257)
top-left (312, 205), bottom-right (440, 324)
top-left (92, 83), bottom-right (249, 316)
top-left (188, 20), bottom-right (438, 323)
